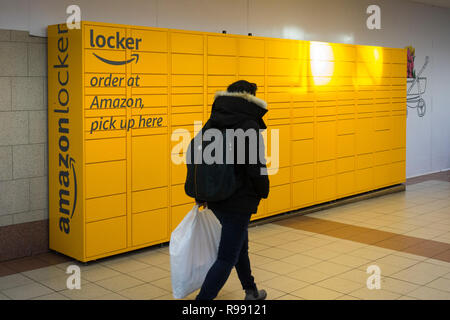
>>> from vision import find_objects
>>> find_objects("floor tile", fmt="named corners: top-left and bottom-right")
top-left (349, 287), bottom-right (401, 300)
top-left (407, 286), bottom-right (450, 300)
top-left (328, 254), bottom-right (372, 268)
top-left (315, 277), bottom-right (363, 294)
top-left (390, 262), bottom-right (450, 285)
top-left (425, 277), bottom-right (450, 292)
top-left (291, 285), bottom-right (343, 300)
top-left (255, 247), bottom-right (295, 260)
top-left (380, 277), bottom-right (419, 295)
top-left (261, 275), bottom-right (309, 293)
top-left (0, 273), bottom-right (35, 290)
top-left (127, 266), bottom-right (170, 283)
top-left (287, 268), bottom-right (332, 284)
top-left (101, 258), bottom-right (150, 273)
top-left (32, 292), bottom-right (70, 300)
top-left (80, 265), bottom-right (121, 282)
top-left (118, 283), bottom-right (169, 300)
top-left (275, 294), bottom-right (303, 300)
top-left (38, 275), bottom-right (89, 291)
top-left (2, 282), bottom-right (54, 300)
top-left (60, 283), bottom-right (112, 300)
top-left (311, 261), bottom-right (352, 276)
top-left (21, 265), bottom-right (67, 282)
top-left (95, 274), bottom-right (144, 292)
top-left (0, 292), bottom-right (10, 300)
top-left (92, 293), bottom-right (129, 300)
top-left (255, 260), bottom-right (300, 275)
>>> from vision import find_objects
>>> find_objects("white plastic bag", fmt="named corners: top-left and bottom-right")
top-left (169, 204), bottom-right (222, 299)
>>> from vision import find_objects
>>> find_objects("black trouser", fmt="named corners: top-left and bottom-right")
top-left (196, 209), bottom-right (256, 300)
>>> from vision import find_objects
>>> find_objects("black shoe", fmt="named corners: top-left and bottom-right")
top-left (244, 288), bottom-right (267, 300)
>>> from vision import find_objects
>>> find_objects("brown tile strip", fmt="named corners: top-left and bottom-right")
top-left (0, 220), bottom-right (49, 261)
top-left (275, 216), bottom-right (450, 263)
top-left (0, 251), bottom-right (72, 277)
top-left (406, 170), bottom-right (450, 185)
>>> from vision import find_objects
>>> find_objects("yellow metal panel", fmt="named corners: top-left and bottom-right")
top-left (316, 175), bottom-right (336, 202)
top-left (132, 187), bottom-right (168, 213)
top-left (171, 32), bottom-right (204, 54)
top-left (208, 36), bottom-right (237, 56)
top-left (131, 52), bottom-right (168, 74)
top-left (292, 123), bottom-right (314, 140)
top-left (293, 180), bottom-right (314, 208)
top-left (85, 160), bottom-right (127, 198)
top-left (172, 54), bottom-right (204, 74)
top-left (85, 49), bottom-right (126, 73)
top-left (85, 137), bottom-right (126, 163)
top-left (267, 40), bottom-right (291, 59)
top-left (337, 156), bottom-right (355, 173)
top-left (86, 216), bottom-right (127, 257)
top-left (292, 139), bottom-right (314, 165)
top-left (171, 203), bottom-right (194, 231)
top-left (317, 121), bottom-right (336, 161)
top-left (131, 29), bottom-right (167, 52)
top-left (132, 208), bottom-right (168, 246)
top-left (337, 134), bottom-right (355, 157)
top-left (171, 184), bottom-right (192, 206)
top-left (86, 194), bottom-right (126, 222)
top-left (132, 135), bottom-right (168, 191)
top-left (267, 184), bottom-right (291, 214)
top-left (267, 167), bottom-right (290, 186)
top-left (356, 168), bottom-right (373, 191)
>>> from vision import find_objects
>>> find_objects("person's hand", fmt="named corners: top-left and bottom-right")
top-left (196, 201), bottom-right (207, 209)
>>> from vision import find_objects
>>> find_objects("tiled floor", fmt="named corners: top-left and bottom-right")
top-left (0, 177), bottom-right (449, 300)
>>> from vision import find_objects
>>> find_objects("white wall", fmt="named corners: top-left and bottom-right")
top-left (1, 0), bottom-right (449, 178)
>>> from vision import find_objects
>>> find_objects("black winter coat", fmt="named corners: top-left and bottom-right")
top-left (195, 91), bottom-right (270, 214)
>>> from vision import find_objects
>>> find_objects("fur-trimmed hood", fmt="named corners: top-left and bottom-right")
top-left (209, 90), bottom-right (267, 130)
top-left (214, 91), bottom-right (267, 110)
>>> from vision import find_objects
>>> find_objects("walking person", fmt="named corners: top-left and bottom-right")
top-left (187, 80), bottom-right (270, 300)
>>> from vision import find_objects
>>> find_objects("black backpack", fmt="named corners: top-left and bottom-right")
top-left (184, 122), bottom-right (239, 202)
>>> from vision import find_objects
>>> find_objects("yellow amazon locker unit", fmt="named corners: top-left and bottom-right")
top-left (48, 22), bottom-right (406, 262)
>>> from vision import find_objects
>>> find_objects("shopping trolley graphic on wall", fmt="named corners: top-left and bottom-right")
top-left (407, 55), bottom-right (429, 117)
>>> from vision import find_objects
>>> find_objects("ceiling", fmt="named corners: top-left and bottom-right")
top-left (406, 0), bottom-right (450, 9)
